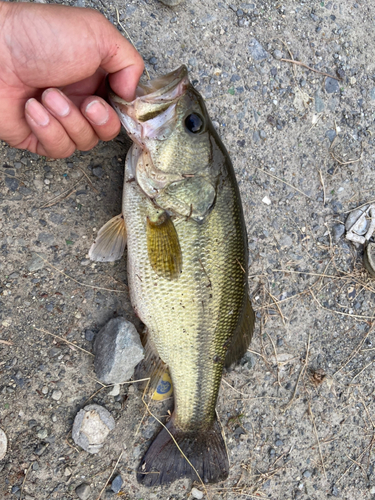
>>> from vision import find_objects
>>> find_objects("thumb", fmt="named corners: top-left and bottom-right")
top-left (95, 18), bottom-right (144, 102)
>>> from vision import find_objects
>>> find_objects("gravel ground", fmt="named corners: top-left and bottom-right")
top-left (1, 0), bottom-right (375, 499)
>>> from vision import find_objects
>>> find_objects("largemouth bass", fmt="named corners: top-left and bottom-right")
top-left (89, 66), bottom-right (255, 486)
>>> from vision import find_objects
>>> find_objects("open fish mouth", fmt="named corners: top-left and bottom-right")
top-left (108, 65), bottom-right (190, 140)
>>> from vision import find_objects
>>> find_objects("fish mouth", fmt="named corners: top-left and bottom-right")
top-left (108, 65), bottom-right (189, 127)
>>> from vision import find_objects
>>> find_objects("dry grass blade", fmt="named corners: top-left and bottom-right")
top-left (39, 176), bottom-right (85, 209)
top-left (308, 402), bottom-right (327, 480)
top-left (351, 360), bottom-right (374, 382)
top-left (20, 464), bottom-right (31, 500)
top-left (266, 332), bottom-right (281, 387)
top-left (336, 436), bottom-right (375, 484)
top-left (310, 289), bottom-right (375, 321)
top-left (115, 7), bottom-right (150, 81)
top-left (76, 165), bottom-right (99, 194)
top-left (318, 169), bottom-right (326, 205)
top-left (330, 149), bottom-right (362, 166)
top-left (96, 451), bottom-right (123, 500)
top-left (222, 377), bottom-right (248, 396)
top-left (255, 167), bottom-right (312, 200)
top-left (33, 252), bottom-right (127, 293)
top-left (333, 322), bottom-right (374, 375)
top-left (33, 327), bottom-right (94, 357)
top-left (0, 339), bottom-right (13, 345)
top-left (267, 289), bottom-right (286, 325)
top-left (280, 58), bottom-right (340, 80)
top-left (282, 332), bottom-right (311, 412)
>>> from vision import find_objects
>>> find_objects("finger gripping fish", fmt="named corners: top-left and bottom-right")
top-left (89, 66), bottom-right (255, 486)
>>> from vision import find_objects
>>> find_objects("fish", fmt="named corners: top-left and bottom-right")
top-left (89, 65), bottom-right (255, 486)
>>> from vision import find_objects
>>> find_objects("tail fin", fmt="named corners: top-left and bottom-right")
top-left (137, 414), bottom-right (229, 486)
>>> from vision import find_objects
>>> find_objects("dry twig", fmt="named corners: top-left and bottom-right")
top-left (96, 451), bottom-right (123, 500)
top-left (280, 58), bottom-right (340, 80)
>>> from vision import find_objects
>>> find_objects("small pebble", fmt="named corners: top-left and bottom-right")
top-left (111, 474), bottom-right (123, 493)
top-left (75, 483), bottom-right (92, 500)
top-left (5, 177), bottom-right (19, 192)
top-left (262, 196), bottom-right (271, 206)
top-left (191, 487), bottom-right (204, 499)
top-left (331, 224), bottom-right (345, 243)
top-left (248, 38), bottom-right (268, 61)
top-left (37, 429), bottom-right (48, 439)
top-left (303, 470), bottom-right (311, 478)
top-left (315, 94), bottom-right (325, 113)
top-left (0, 428), bottom-right (7, 460)
top-left (27, 252), bottom-right (46, 272)
top-left (72, 404), bottom-right (115, 454)
top-left (325, 77), bottom-right (339, 94)
top-left (51, 390), bottom-right (62, 401)
top-left (273, 49), bottom-right (282, 60)
top-left (92, 166), bottom-right (104, 178)
top-left (85, 330), bottom-right (95, 342)
top-left (275, 439), bottom-right (283, 446)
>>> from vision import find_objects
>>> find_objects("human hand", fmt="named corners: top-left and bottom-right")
top-left (0, 1), bottom-right (144, 158)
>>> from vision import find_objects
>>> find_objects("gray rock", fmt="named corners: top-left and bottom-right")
top-left (248, 38), bottom-right (268, 61)
top-left (315, 92), bottom-right (325, 113)
top-left (38, 232), bottom-right (55, 245)
top-left (27, 252), bottom-right (46, 272)
top-left (5, 177), bottom-right (19, 192)
top-left (332, 485), bottom-right (339, 497)
top-left (93, 317), bottom-right (144, 385)
top-left (331, 224), bottom-right (345, 242)
top-left (325, 129), bottom-right (336, 142)
top-left (75, 483), bottom-right (91, 500)
top-left (273, 49), bottom-right (282, 60)
top-left (253, 131), bottom-right (260, 143)
top-left (275, 439), bottom-right (284, 446)
top-left (85, 330), bottom-right (95, 342)
top-left (303, 470), bottom-right (311, 478)
top-left (111, 474), bottom-right (123, 493)
top-left (325, 77), bottom-right (339, 94)
top-left (92, 166), bottom-right (104, 178)
top-left (72, 404), bottom-right (115, 454)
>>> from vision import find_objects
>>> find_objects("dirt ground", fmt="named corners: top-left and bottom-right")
top-left (2, 0), bottom-right (375, 499)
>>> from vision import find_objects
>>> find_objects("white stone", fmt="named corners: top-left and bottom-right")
top-left (191, 488), bottom-right (204, 499)
top-left (51, 390), bottom-right (62, 401)
top-left (262, 195), bottom-right (271, 205)
top-left (72, 404), bottom-right (115, 454)
top-left (0, 429), bottom-right (7, 459)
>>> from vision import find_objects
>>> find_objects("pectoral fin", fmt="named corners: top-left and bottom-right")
top-left (89, 214), bottom-right (127, 262)
top-left (146, 211), bottom-right (182, 280)
top-left (225, 296), bottom-right (255, 368)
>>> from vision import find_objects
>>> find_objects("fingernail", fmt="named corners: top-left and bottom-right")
top-left (85, 100), bottom-right (109, 126)
top-left (43, 89), bottom-right (70, 117)
top-left (25, 99), bottom-right (50, 127)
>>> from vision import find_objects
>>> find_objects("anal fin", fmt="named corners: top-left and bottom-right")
top-left (134, 328), bottom-right (172, 401)
top-left (89, 214), bottom-right (127, 262)
top-left (225, 295), bottom-right (255, 368)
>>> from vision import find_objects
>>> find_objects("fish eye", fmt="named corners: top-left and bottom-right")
top-left (184, 113), bottom-right (204, 134)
